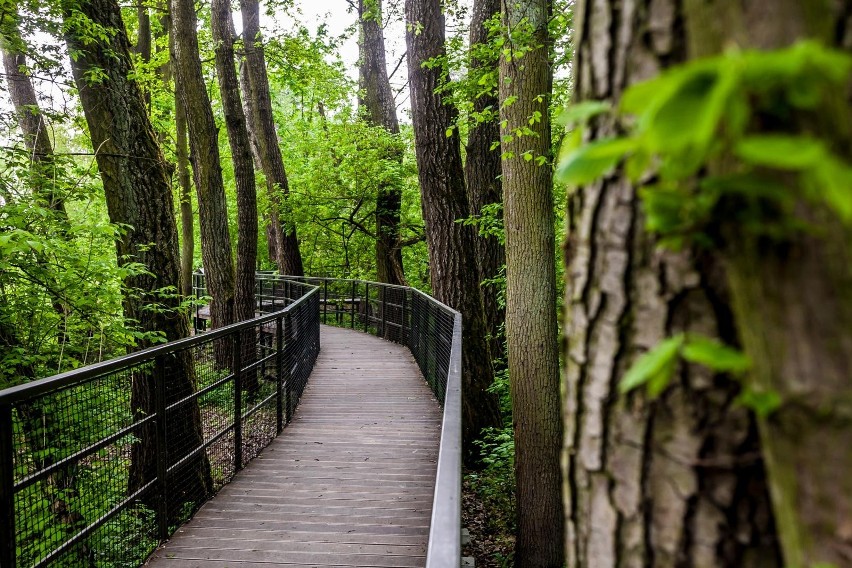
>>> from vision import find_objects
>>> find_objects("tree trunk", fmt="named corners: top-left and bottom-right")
top-left (211, 0), bottom-right (258, 391)
top-left (164, 4), bottom-right (194, 298)
top-left (499, 1), bottom-right (563, 565)
top-left (359, 0), bottom-right (406, 287)
top-left (1, 26), bottom-right (65, 214)
top-left (175, 93), bottom-right (194, 298)
top-left (171, 0), bottom-right (236, 363)
top-left (63, 0), bottom-right (211, 514)
top-left (562, 0), bottom-right (780, 565)
top-left (135, 0), bottom-right (151, 107)
top-left (405, 0), bottom-right (501, 464)
top-left (465, 0), bottom-right (504, 363)
top-left (680, 2), bottom-right (852, 565)
top-left (240, 0), bottom-right (303, 276)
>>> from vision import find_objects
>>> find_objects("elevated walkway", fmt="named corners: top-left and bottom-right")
top-left (146, 326), bottom-right (441, 567)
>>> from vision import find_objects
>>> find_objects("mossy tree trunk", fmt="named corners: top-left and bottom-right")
top-left (681, 1), bottom-right (852, 564)
top-left (499, 1), bottom-right (564, 565)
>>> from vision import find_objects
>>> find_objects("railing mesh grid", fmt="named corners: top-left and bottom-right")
top-left (0, 282), bottom-right (319, 568)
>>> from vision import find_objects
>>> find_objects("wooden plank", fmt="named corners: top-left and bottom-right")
top-left (146, 325), bottom-right (441, 568)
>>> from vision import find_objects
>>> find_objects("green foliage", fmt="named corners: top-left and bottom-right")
top-left (557, 41), bottom-right (852, 249)
top-left (619, 331), bottom-right (783, 416)
top-left (466, 425), bottom-right (517, 566)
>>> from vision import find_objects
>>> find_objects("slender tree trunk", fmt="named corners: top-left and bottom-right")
top-left (499, 1), bottom-right (563, 564)
top-left (240, 0), bottom-right (303, 276)
top-left (175, 97), bottom-right (194, 298)
top-left (211, 0), bottom-right (258, 392)
top-left (680, 2), bottom-right (852, 565)
top-left (405, 0), bottom-right (501, 464)
top-left (135, 0), bottom-right (151, 107)
top-left (63, 0), bottom-right (211, 514)
top-left (359, 0), bottom-right (406, 287)
top-left (465, 0), bottom-right (504, 363)
top-left (171, 0), bottom-right (236, 358)
top-left (1, 30), bottom-right (65, 213)
top-left (563, 0), bottom-right (782, 566)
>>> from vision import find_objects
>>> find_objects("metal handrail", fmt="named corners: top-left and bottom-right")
top-left (425, 314), bottom-right (463, 568)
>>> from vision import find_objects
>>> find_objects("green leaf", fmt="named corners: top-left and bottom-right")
top-left (735, 135), bottom-right (826, 170)
top-left (682, 335), bottom-right (751, 373)
top-left (620, 334), bottom-right (684, 395)
top-left (811, 156), bottom-right (852, 223)
top-left (557, 101), bottom-right (611, 127)
top-left (555, 137), bottom-right (636, 185)
top-left (736, 387), bottom-right (782, 419)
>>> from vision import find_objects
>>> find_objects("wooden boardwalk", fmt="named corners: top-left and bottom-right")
top-left (147, 326), bottom-right (442, 567)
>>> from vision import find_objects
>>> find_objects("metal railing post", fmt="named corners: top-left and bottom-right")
top-left (233, 334), bottom-right (243, 471)
top-left (276, 316), bottom-right (284, 433)
top-left (350, 280), bottom-right (356, 329)
top-left (153, 355), bottom-right (169, 541)
top-left (381, 286), bottom-right (387, 339)
top-left (323, 280), bottom-right (329, 323)
top-left (284, 311), bottom-right (293, 424)
top-left (364, 283), bottom-right (370, 333)
top-left (0, 403), bottom-right (16, 568)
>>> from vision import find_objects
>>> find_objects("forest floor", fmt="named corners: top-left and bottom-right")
top-left (462, 472), bottom-right (516, 567)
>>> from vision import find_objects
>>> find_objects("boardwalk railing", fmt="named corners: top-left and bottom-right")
top-left (222, 274), bottom-right (464, 568)
top-left (0, 281), bottom-right (320, 568)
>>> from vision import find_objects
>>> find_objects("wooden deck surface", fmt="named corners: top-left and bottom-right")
top-left (147, 326), bottom-right (442, 567)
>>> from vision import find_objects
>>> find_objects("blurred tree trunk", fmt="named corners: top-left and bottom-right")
top-left (358, 0), bottom-right (406, 287)
top-left (240, 0), bottom-right (304, 276)
top-left (172, 0), bottom-right (236, 360)
top-left (563, 0), bottom-right (783, 566)
top-left (499, 0), bottom-right (563, 565)
top-left (464, 0), bottom-right (504, 363)
top-left (63, 0), bottom-right (211, 514)
top-left (405, 0), bottom-right (501, 464)
top-left (682, 1), bottom-right (852, 565)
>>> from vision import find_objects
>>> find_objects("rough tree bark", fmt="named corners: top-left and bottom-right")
top-left (211, 0), bottom-right (257, 330)
top-left (161, 4), bottom-right (194, 298)
top-left (498, 0), bottom-right (563, 565)
top-left (175, 92), bottom-right (194, 298)
top-left (240, 0), bottom-right (303, 276)
top-left (358, 0), bottom-right (406, 286)
top-left (171, 0), bottom-right (236, 345)
top-left (681, 2), bottom-right (852, 565)
top-left (211, 0), bottom-right (259, 396)
top-left (405, 0), bottom-right (502, 463)
top-left (465, 0), bottom-right (505, 362)
top-left (63, 0), bottom-right (211, 513)
top-left (562, 0), bottom-right (781, 566)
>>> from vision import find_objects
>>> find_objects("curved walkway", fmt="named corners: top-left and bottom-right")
top-left (147, 326), bottom-right (442, 567)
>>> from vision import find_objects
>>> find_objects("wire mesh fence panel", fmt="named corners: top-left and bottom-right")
top-left (0, 281), bottom-right (320, 568)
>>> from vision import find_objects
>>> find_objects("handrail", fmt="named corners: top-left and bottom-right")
top-left (0, 280), bottom-right (320, 568)
top-left (0, 292), bottom-right (314, 406)
top-left (425, 314), bottom-right (463, 568)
